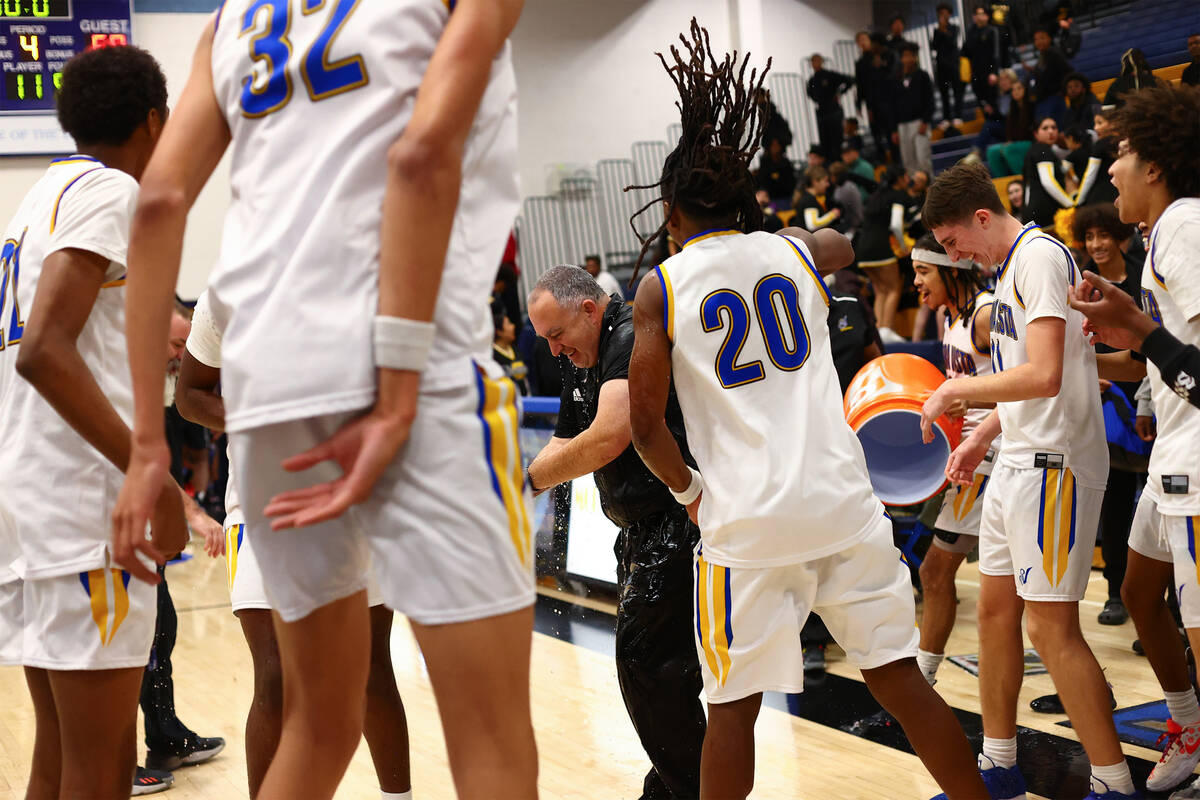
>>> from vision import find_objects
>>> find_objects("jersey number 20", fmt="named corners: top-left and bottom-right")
top-left (701, 274), bottom-right (810, 389)
top-left (239, 0), bottom-right (369, 118)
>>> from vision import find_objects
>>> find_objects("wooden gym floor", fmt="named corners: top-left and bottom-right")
top-left (0, 545), bottom-right (1184, 799)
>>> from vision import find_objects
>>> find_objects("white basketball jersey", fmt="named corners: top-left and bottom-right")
top-left (0, 156), bottom-right (138, 580)
top-left (659, 230), bottom-right (885, 568)
top-left (989, 224), bottom-right (1108, 488)
top-left (208, 0), bottom-right (519, 432)
top-left (942, 291), bottom-right (995, 438)
top-left (1139, 198), bottom-right (1200, 516)
top-left (186, 291), bottom-right (240, 519)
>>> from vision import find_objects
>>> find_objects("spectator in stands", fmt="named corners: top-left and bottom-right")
top-left (1062, 125), bottom-right (1091, 191)
top-left (1062, 72), bottom-right (1101, 134)
top-left (857, 165), bottom-right (911, 342)
top-left (1023, 26), bottom-right (1072, 125)
top-left (794, 165), bottom-right (842, 233)
top-left (1022, 115), bottom-right (1073, 228)
top-left (755, 87), bottom-right (793, 150)
top-left (806, 144), bottom-right (826, 169)
top-left (931, 3), bottom-right (966, 127)
top-left (985, 77), bottom-right (1034, 176)
top-left (1075, 109), bottom-right (1119, 207)
top-left (828, 289), bottom-right (884, 394)
top-left (583, 254), bottom-right (621, 299)
top-left (807, 53), bottom-right (854, 162)
top-left (493, 308), bottom-right (530, 395)
top-left (974, 67), bottom-right (1015, 157)
top-left (886, 13), bottom-right (912, 59)
top-left (1006, 178), bottom-right (1025, 216)
top-left (1184, 33), bottom-right (1200, 87)
top-left (1102, 48), bottom-right (1162, 109)
top-left (963, 4), bottom-right (1009, 116)
top-left (844, 116), bottom-right (865, 152)
top-left (1072, 203), bottom-right (1145, 625)
top-left (1043, 1), bottom-right (1082, 59)
top-left (891, 44), bottom-right (935, 177)
top-left (755, 136), bottom-right (796, 210)
top-left (906, 169), bottom-right (930, 241)
top-left (829, 162), bottom-right (864, 238)
top-left (855, 30), bottom-right (898, 163)
top-left (842, 139), bottom-right (877, 201)
top-left (756, 190), bottom-right (784, 233)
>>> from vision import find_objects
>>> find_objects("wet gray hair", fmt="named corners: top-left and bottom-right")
top-left (529, 264), bottom-right (607, 309)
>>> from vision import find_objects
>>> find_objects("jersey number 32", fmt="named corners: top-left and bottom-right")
top-left (701, 273), bottom-right (810, 389)
top-left (239, 0), bottom-right (369, 118)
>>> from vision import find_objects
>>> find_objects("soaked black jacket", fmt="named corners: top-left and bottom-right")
top-left (554, 296), bottom-right (694, 528)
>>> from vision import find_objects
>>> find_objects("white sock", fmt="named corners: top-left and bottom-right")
top-left (981, 736), bottom-right (1018, 769)
top-left (1089, 761), bottom-right (1134, 795)
top-left (916, 649), bottom-right (944, 685)
top-left (1166, 689), bottom-right (1200, 726)
top-left (381, 791), bottom-right (412, 800)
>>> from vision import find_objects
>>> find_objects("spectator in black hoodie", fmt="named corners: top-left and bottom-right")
top-left (962, 3), bottom-right (1009, 115)
top-left (1022, 26), bottom-right (1071, 125)
top-left (1062, 72), bottom-right (1100, 134)
top-left (855, 30), bottom-right (897, 163)
top-left (892, 44), bottom-right (934, 176)
top-left (756, 135), bottom-right (796, 210)
top-left (807, 53), bottom-right (854, 161)
top-left (931, 3), bottom-right (965, 125)
top-left (755, 87), bottom-right (793, 150)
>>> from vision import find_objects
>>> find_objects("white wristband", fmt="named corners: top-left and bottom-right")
top-left (373, 316), bottom-right (435, 372)
top-left (670, 466), bottom-right (703, 505)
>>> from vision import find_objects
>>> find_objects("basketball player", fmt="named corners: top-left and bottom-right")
top-left (920, 161), bottom-right (1137, 799)
top-left (0, 46), bottom-right (188, 799)
top-left (111, 2), bottom-right (536, 799)
top-left (1070, 85), bottom-right (1200, 798)
top-left (176, 290), bottom-right (412, 799)
top-left (627, 21), bottom-right (989, 800)
top-left (909, 233), bottom-right (996, 686)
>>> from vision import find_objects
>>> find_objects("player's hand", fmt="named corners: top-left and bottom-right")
top-left (946, 436), bottom-right (988, 487)
top-left (1135, 415), bottom-right (1157, 442)
top-left (1068, 270), bottom-right (1155, 351)
top-left (1098, 378), bottom-right (1112, 393)
top-left (182, 492), bottom-right (224, 558)
top-left (946, 399), bottom-right (969, 418)
top-left (112, 440), bottom-right (172, 585)
top-left (151, 479), bottom-right (189, 561)
top-left (920, 382), bottom-right (958, 444)
top-left (264, 370), bottom-right (418, 530)
top-left (686, 491), bottom-right (702, 526)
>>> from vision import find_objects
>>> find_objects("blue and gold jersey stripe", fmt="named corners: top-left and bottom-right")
top-left (78, 568), bottom-right (132, 646)
top-left (1186, 516), bottom-right (1200, 588)
top-left (475, 367), bottom-right (532, 567)
top-left (654, 264), bottom-right (675, 341)
top-left (101, 274), bottom-right (127, 289)
top-left (695, 552), bottom-right (734, 687)
top-left (995, 223), bottom-right (1039, 284)
top-left (779, 234), bottom-right (831, 307)
top-left (682, 228), bottom-right (739, 249)
top-left (225, 524), bottom-right (245, 592)
top-left (50, 166), bottom-right (106, 235)
top-left (1036, 467), bottom-right (1077, 587)
top-left (952, 473), bottom-right (989, 522)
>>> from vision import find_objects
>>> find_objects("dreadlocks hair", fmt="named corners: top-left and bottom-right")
top-left (626, 18), bottom-right (771, 277)
top-left (913, 233), bottom-right (986, 322)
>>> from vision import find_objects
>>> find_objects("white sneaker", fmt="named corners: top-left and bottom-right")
top-left (878, 327), bottom-right (905, 344)
top-left (1149, 719), bottom-right (1200, 792)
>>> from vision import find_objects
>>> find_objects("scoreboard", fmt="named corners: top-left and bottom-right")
top-left (0, 1), bottom-right (134, 155)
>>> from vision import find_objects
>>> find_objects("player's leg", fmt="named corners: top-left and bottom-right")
top-left (23, 667), bottom-right (60, 800)
top-left (917, 545), bottom-right (967, 677)
top-left (701, 694), bottom-right (761, 800)
top-left (258, 592), bottom-right (371, 800)
top-left (238, 608), bottom-right (283, 798)
top-left (364, 604), bottom-right (411, 797)
top-left (816, 518), bottom-right (987, 798)
top-left (871, 262), bottom-right (902, 332)
top-left (49, 667), bottom-right (143, 799)
top-left (1124, 553), bottom-right (1188, 691)
top-left (409, 607), bottom-right (537, 800)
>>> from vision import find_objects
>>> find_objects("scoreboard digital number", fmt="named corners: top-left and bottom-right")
top-left (0, 1), bottom-right (133, 155)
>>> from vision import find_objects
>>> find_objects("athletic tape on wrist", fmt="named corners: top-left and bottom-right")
top-left (373, 316), bottom-right (435, 372)
top-left (670, 466), bottom-right (703, 505)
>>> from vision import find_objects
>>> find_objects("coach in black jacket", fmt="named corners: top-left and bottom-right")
top-left (526, 265), bottom-right (704, 800)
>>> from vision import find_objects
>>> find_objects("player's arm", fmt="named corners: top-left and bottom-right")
top-left (114, 14), bottom-right (230, 570)
top-left (265, 0), bottom-right (525, 529)
top-left (1095, 350), bottom-right (1147, 382)
top-left (921, 316), bottom-right (1065, 442)
top-left (18, 249), bottom-right (187, 581)
top-left (777, 227), bottom-right (855, 275)
top-left (175, 350), bottom-right (224, 433)
top-left (946, 409), bottom-right (1001, 486)
top-left (629, 273), bottom-right (696, 512)
top-left (527, 380), bottom-right (630, 492)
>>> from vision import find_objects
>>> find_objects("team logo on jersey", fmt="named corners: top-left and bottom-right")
top-left (837, 315), bottom-right (852, 332)
top-left (1019, 567), bottom-right (1031, 585)
top-left (989, 302), bottom-right (1018, 342)
top-left (1141, 289), bottom-right (1164, 325)
top-left (1176, 372), bottom-right (1197, 400)
top-left (572, 388), bottom-right (584, 403)
top-left (942, 344), bottom-right (978, 376)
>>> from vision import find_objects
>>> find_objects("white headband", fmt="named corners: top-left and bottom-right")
top-left (912, 247), bottom-right (973, 270)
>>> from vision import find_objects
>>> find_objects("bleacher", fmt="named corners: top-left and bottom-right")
top-left (516, 4), bottom-right (1198, 298)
